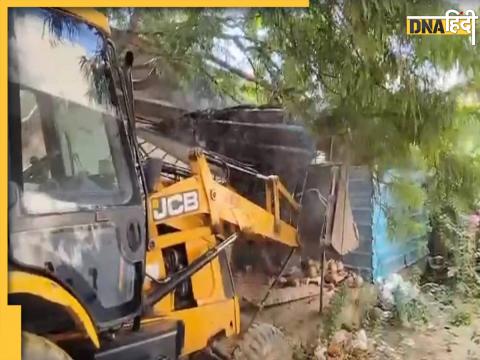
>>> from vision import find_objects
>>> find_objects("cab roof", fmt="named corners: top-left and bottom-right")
top-left (61, 8), bottom-right (111, 36)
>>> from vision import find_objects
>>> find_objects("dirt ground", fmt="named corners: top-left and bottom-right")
top-left (241, 295), bottom-right (480, 360)
top-left (375, 309), bottom-right (480, 360)
top-left (241, 297), bottom-right (323, 347)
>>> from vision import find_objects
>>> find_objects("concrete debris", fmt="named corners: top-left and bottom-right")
top-left (278, 276), bottom-right (301, 287)
top-left (306, 259), bottom-right (321, 277)
top-left (331, 329), bottom-right (353, 348)
top-left (369, 306), bottom-right (389, 322)
top-left (400, 337), bottom-right (415, 347)
top-left (351, 329), bottom-right (369, 351)
top-left (327, 342), bottom-right (344, 359)
top-left (447, 266), bottom-right (458, 278)
top-left (325, 260), bottom-right (349, 285)
top-left (298, 259), bottom-right (355, 287)
top-left (314, 344), bottom-right (327, 360)
top-left (329, 329), bottom-right (369, 353)
top-left (303, 276), bottom-right (322, 286)
top-left (346, 273), bottom-right (364, 288)
top-left (325, 329), bottom-right (371, 359)
top-left (297, 259), bottom-right (364, 291)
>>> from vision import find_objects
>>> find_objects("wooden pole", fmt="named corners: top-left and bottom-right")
top-left (319, 247), bottom-right (326, 314)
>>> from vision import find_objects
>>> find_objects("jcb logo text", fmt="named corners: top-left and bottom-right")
top-left (152, 191), bottom-right (199, 221)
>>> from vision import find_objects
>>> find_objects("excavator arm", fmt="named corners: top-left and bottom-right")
top-left (149, 149), bottom-right (300, 248)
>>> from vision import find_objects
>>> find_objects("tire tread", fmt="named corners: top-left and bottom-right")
top-left (22, 332), bottom-right (72, 360)
top-left (233, 323), bottom-right (292, 360)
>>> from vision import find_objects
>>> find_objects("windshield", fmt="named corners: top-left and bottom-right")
top-left (8, 8), bottom-right (135, 214)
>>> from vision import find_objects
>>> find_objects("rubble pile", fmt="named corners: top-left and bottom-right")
top-left (281, 259), bottom-right (365, 294)
top-left (235, 258), bottom-right (368, 310)
top-left (279, 259), bottom-right (360, 288)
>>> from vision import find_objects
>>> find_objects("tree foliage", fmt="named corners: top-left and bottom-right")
top-left (104, 3), bottom-right (480, 253)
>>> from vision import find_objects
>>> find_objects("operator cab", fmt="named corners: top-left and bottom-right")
top-left (8, 7), bottom-right (145, 331)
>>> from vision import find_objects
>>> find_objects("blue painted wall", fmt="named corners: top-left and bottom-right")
top-left (344, 166), bottom-right (428, 281)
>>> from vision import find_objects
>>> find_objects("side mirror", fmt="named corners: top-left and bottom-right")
top-left (123, 50), bottom-right (134, 101)
top-left (124, 50), bottom-right (134, 68)
top-left (122, 50), bottom-right (136, 128)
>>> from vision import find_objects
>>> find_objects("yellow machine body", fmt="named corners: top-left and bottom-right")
top-left (144, 150), bottom-right (300, 355)
top-left (59, 8), bottom-right (111, 35)
top-left (9, 271), bottom-right (100, 348)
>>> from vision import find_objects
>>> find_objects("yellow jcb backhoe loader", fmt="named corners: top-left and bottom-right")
top-left (8, 8), bottom-right (304, 360)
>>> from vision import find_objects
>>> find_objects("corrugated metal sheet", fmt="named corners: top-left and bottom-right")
top-left (304, 164), bottom-right (428, 281)
top-left (370, 171), bottom-right (428, 280)
top-left (344, 166), bottom-right (374, 279)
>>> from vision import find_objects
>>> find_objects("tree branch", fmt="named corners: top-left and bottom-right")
top-left (205, 54), bottom-right (273, 90)
top-left (198, 69), bottom-right (243, 104)
top-left (115, 8), bottom-right (142, 52)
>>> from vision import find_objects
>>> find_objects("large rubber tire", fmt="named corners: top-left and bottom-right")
top-left (22, 332), bottom-right (73, 360)
top-left (232, 323), bottom-right (293, 360)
